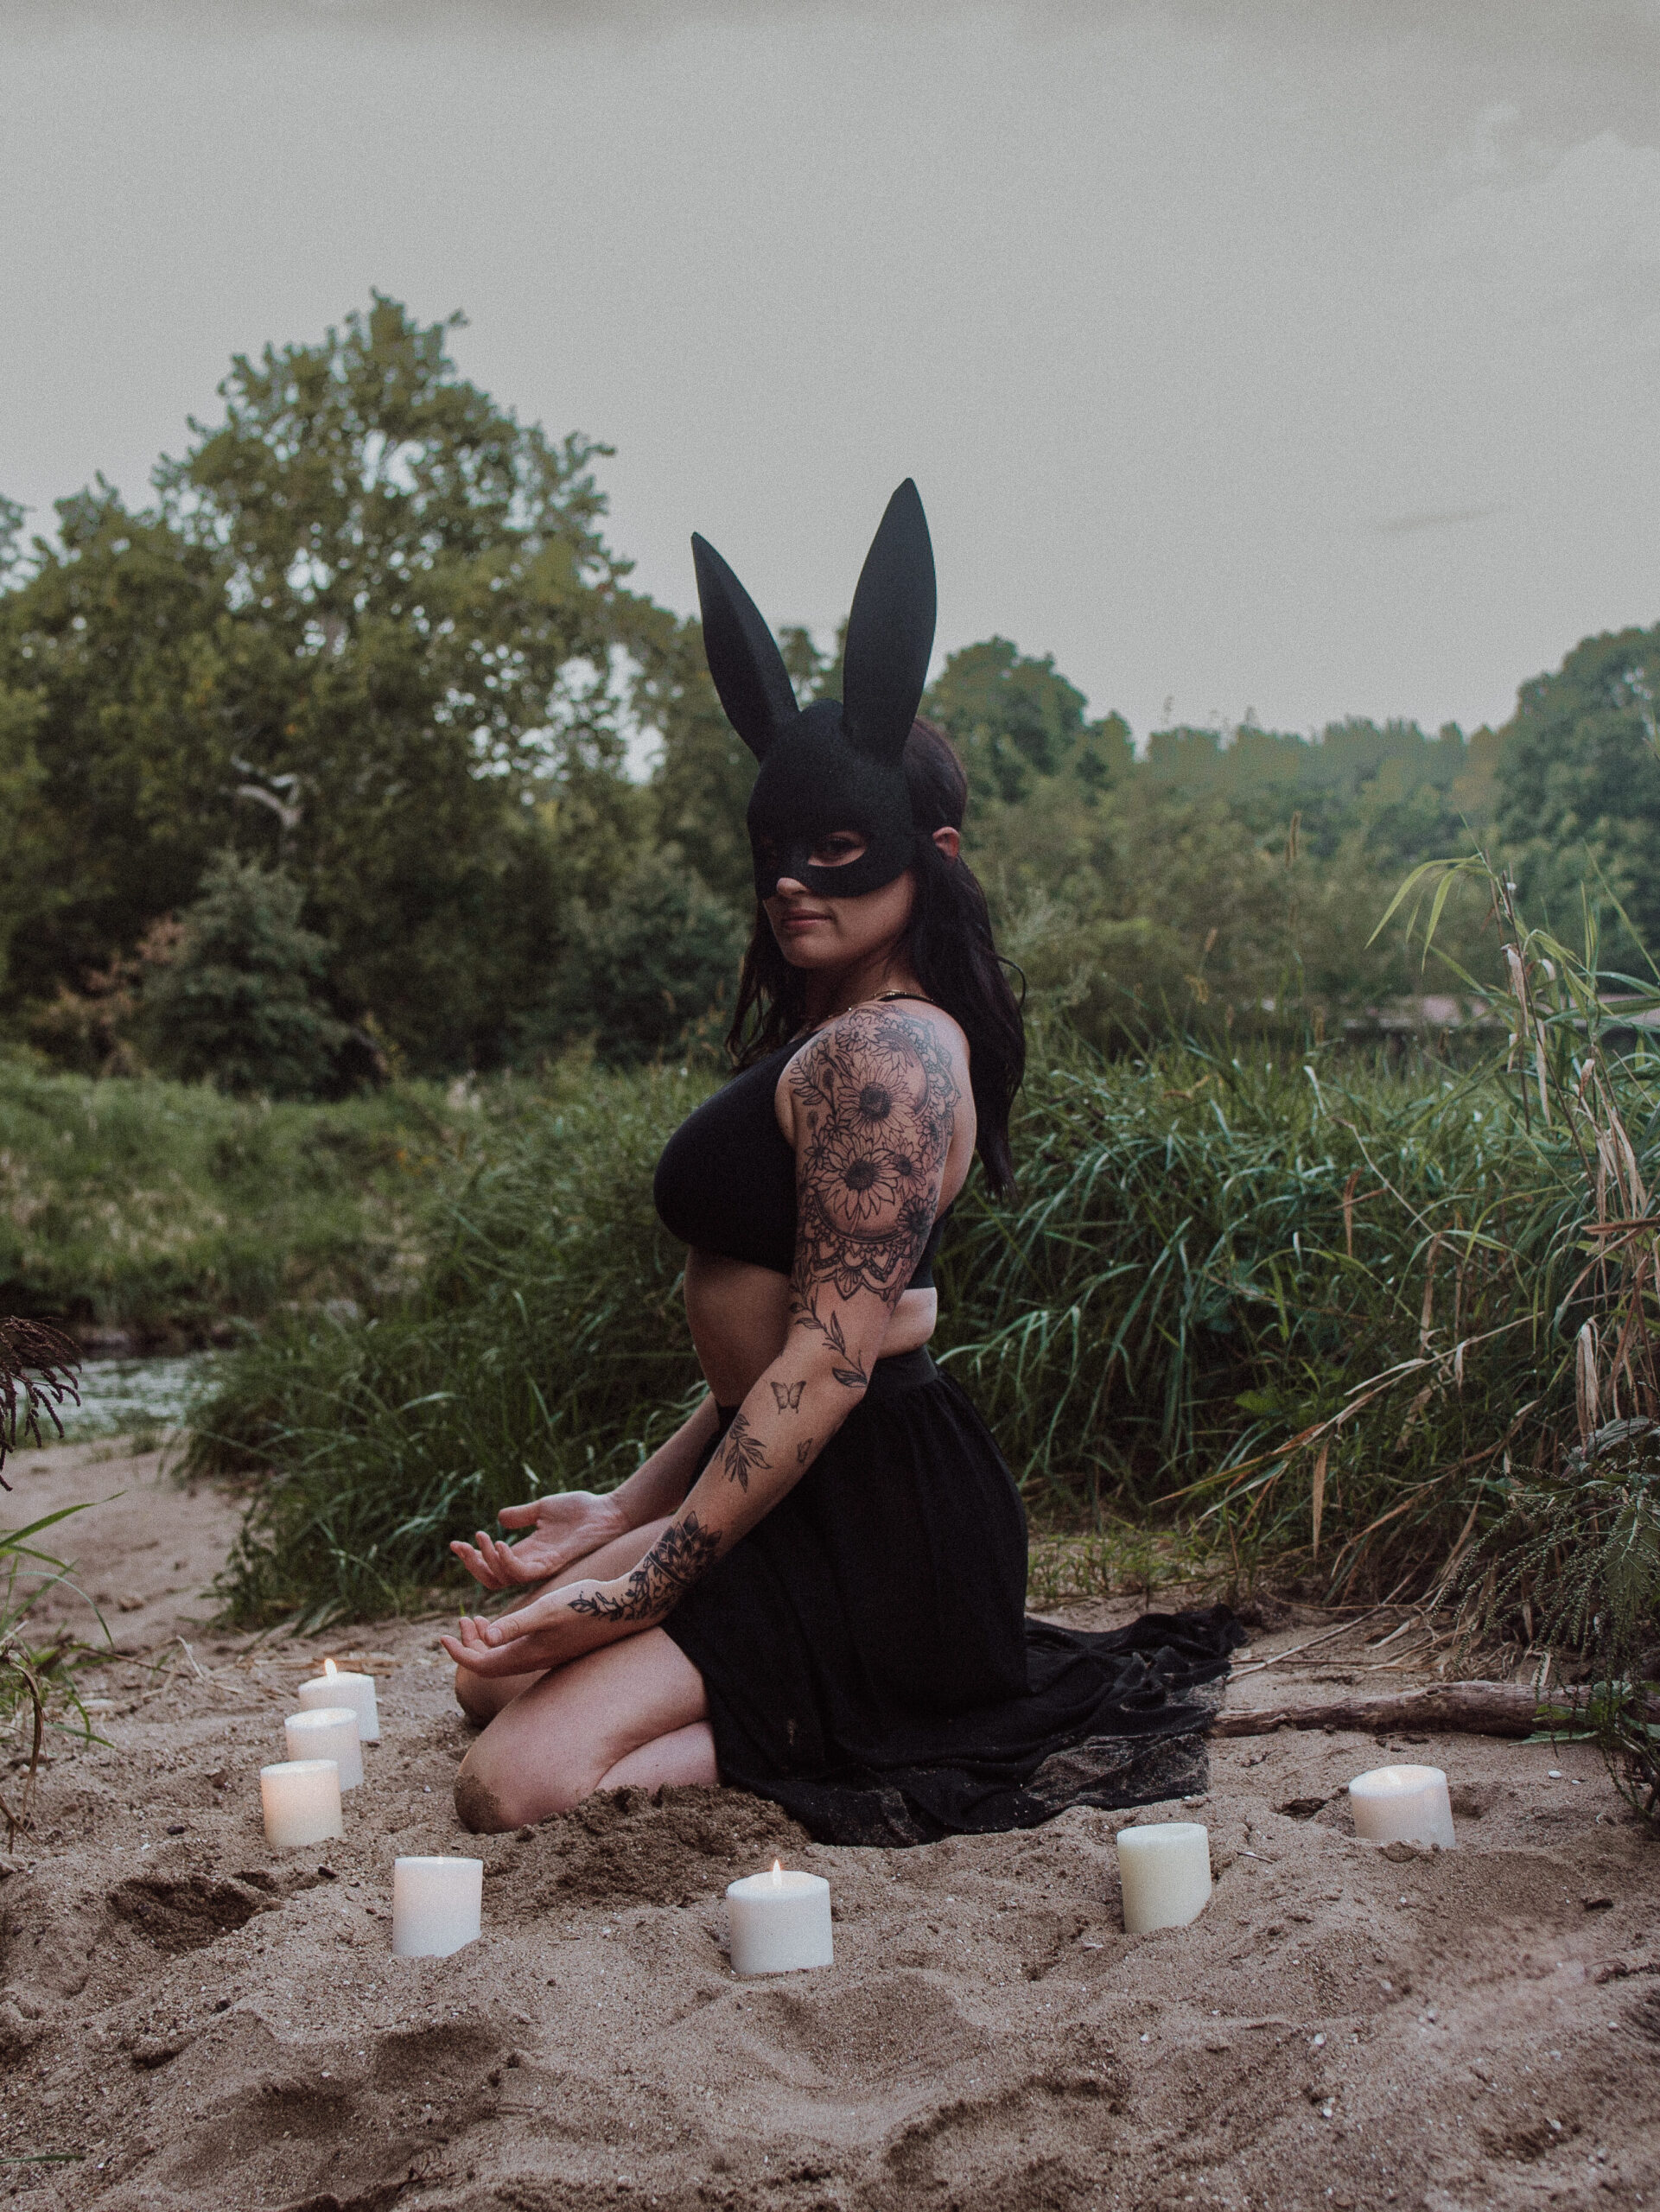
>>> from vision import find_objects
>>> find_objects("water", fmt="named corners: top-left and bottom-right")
top-left (49, 1352), bottom-right (217, 1440)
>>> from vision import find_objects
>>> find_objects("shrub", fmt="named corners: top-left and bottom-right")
top-left (141, 851), bottom-right (346, 1097)
top-left (521, 856), bottom-right (745, 1068)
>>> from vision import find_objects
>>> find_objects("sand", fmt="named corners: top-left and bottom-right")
top-left (2, 1440), bottom-right (1657, 2211)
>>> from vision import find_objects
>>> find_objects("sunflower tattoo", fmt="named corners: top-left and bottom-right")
top-left (786, 1007), bottom-right (958, 1374)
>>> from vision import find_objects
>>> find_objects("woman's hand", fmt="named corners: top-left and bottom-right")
top-left (440, 1582), bottom-right (610, 1676)
top-left (448, 1491), bottom-right (627, 1592)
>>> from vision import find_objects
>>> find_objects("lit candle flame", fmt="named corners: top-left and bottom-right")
top-left (323, 1658), bottom-right (337, 1677)
top-left (770, 1859), bottom-right (783, 1887)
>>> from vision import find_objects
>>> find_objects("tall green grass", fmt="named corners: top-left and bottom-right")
top-left (937, 1038), bottom-right (1539, 1520)
top-left (182, 923), bottom-right (1660, 1653)
top-left (182, 1027), bottom-right (1569, 1625)
top-left (0, 1054), bottom-right (462, 1338)
top-left (192, 1062), bottom-right (716, 1623)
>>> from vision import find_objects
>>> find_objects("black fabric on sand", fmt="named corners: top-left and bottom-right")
top-left (661, 1349), bottom-right (1244, 1848)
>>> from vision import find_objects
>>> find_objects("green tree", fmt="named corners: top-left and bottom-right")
top-left (0, 297), bottom-right (654, 1071)
top-left (0, 484), bottom-right (232, 1004)
top-left (520, 855), bottom-right (746, 1067)
top-left (141, 851), bottom-right (347, 1097)
top-left (925, 636), bottom-right (1130, 806)
top-left (155, 293), bottom-right (650, 1067)
top-left (641, 618), bottom-right (759, 909)
top-left (1494, 623), bottom-right (1660, 957)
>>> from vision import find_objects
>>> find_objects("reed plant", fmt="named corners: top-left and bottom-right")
top-left (1, 1318), bottom-right (94, 1846)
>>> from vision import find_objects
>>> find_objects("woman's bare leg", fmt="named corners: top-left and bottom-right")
top-left (451, 1516), bottom-right (675, 1724)
top-left (596, 1720), bottom-right (717, 1793)
top-left (454, 1626), bottom-right (710, 1833)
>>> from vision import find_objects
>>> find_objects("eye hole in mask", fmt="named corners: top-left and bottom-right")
top-left (802, 832), bottom-right (868, 874)
top-left (754, 830), bottom-right (872, 888)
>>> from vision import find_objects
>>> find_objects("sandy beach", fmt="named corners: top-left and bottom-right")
top-left (2, 1441), bottom-right (1655, 2211)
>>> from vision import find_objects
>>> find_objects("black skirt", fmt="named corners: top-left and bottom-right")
top-left (662, 1349), bottom-right (1243, 1847)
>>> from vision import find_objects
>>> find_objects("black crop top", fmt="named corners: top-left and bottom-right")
top-left (653, 1041), bottom-right (952, 1288)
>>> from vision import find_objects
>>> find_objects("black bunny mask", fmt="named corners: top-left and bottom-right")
top-left (691, 479), bottom-right (937, 901)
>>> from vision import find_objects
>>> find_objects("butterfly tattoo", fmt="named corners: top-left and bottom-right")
top-left (770, 1379), bottom-right (806, 1412)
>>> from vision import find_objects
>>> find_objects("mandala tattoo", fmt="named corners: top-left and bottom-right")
top-left (786, 1007), bottom-right (959, 1379)
top-left (567, 1511), bottom-right (722, 1624)
top-left (718, 1408), bottom-right (769, 1491)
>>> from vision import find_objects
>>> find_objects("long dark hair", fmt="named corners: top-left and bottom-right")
top-left (727, 718), bottom-right (1025, 1196)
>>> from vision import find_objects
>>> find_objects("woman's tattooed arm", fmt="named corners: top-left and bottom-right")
top-left (567, 1511), bottom-right (723, 1624)
top-left (717, 1408), bottom-right (769, 1491)
top-left (537, 1008), bottom-right (964, 1643)
top-left (785, 1006), bottom-right (960, 1377)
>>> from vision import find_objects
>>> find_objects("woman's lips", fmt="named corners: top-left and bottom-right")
top-left (779, 911), bottom-right (831, 931)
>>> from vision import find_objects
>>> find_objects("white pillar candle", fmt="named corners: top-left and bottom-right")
top-left (261, 1758), bottom-right (343, 1848)
top-left (1348, 1764), bottom-right (1455, 1849)
top-left (284, 1706), bottom-right (364, 1790)
top-left (724, 1860), bottom-right (834, 1975)
top-left (392, 1855), bottom-right (483, 1958)
top-left (298, 1659), bottom-right (380, 1742)
top-left (1116, 1821), bottom-right (1213, 1933)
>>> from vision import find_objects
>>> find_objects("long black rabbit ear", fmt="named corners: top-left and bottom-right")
top-left (692, 532), bottom-right (798, 762)
top-left (841, 479), bottom-right (936, 766)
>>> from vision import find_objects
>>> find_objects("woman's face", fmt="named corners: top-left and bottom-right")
top-left (760, 826), bottom-right (960, 972)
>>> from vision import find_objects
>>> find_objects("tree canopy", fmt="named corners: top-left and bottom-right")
top-left (1492, 622), bottom-right (1660, 958)
top-left (0, 297), bottom-right (659, 1071)
top-left (1, 292), bottom-right (1654, 1090)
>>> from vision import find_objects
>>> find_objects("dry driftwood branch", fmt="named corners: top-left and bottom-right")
top-left (1212, 1679), bottom-right (1614, 1739)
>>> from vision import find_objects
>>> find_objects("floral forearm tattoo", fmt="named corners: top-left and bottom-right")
top-left (718, 1408), bottom-right (769, 1491)
top-left (567, 1511), bottom-right (722, 1624)
top-left (786, 1007), bottom-right (958, 1379)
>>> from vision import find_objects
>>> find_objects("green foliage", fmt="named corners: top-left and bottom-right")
top-left (174, 1027), bottom-right (1520, 1624)
top-left (0, 297), bottom-right (658, 1073)
top-left (0, 1314), bottom-right (94, 1847)
top-left (0, 1056), bottom-right (460, 1338)
top-left (0, 485), bottom-right (232, 1007)
top-left (523, 856), bottom-right (746, 1068)
top-left (190, 1065), bottom-right (712, 1625)
top-left (978, 778), bottom-right (1499, 1053)
top-left (1494, 621), bottom-right (1660, 958)
top-left (0, 1499), bottom-right (99, 1848)
top-left (935, 1029), bottom-right (1540, 1529)
top-left (639, 619), bottom-right (758, 908)
top-left (1142, 715), bottom-right (1498, 862)
top-left (1482, 1420), bottom-right (1660, 1664)
top-left (140, 853), bottom-right (347, 1097)
top-left (926, 635), bottom-right (1130, 806)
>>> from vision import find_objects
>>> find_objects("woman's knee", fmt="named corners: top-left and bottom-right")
top-left (453, 1725), bottom-right (595, 1833)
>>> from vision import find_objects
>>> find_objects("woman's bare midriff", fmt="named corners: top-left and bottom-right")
top-left (684, 1247), bottom-right (939, 1408)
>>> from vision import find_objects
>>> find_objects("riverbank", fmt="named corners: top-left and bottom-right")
top-left (2, 1440), bottom-right (1655, 2209)
top-left (0, 1056), bottom-right (462, 1345)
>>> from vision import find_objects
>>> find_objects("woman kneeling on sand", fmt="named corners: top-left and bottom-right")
top-left (442, 483), bottom-right (1238, 1847)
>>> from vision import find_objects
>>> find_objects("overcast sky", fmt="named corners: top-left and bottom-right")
top-left (3, 0), bottom-right (1657, 741)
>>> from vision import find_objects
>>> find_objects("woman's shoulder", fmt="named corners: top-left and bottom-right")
top-left (779, 998), bottom-right (967, 1131)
